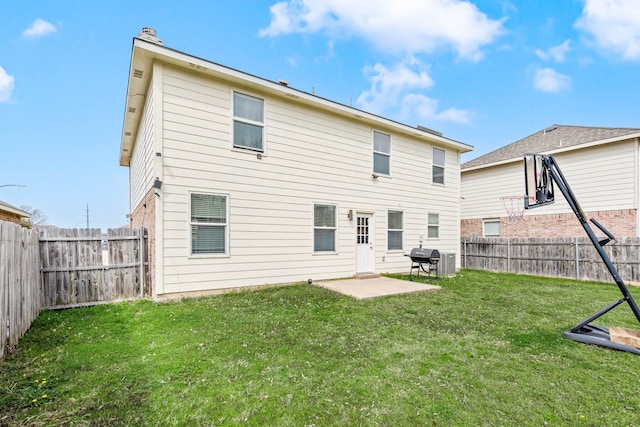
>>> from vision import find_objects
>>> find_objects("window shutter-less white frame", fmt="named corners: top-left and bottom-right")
top-left (190, 193), bottom-right (228, 255)
top-left (233, 92), bottom-right (265, 152)
top-left (314, 204), bottom-right (337, 252)
top-left (373, 131), bottom-right (391, 175)
top-left (433, 147), bottom-right (445, 184)
top-left (427, 213), bottom-right (440, 239)
top-left (483, 219), bottom-right (501, 237)
top-left (387, 210), bottom-right (403, 250)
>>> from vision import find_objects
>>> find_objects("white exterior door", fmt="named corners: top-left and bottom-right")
top-left (356, 214), bottom-right (373, 273)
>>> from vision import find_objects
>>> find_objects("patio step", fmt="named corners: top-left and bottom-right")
top-left (355, 273), bottom-right (380, 280)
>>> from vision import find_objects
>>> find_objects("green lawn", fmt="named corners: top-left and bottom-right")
top-left (2, 270), bottom-right (640, 426)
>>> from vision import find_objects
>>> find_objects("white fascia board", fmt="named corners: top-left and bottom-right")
top-left (119, 38), bottom-right (473, 166)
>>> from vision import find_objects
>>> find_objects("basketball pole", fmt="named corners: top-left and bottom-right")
top-left (529, 154), bottom-right (640, 354)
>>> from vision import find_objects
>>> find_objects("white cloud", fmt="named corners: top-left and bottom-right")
top-left (356, 59), bottom-right (471, 124)
top-left (534, 68), bottom-right (571, 93)
top-left (575, 0), bottom-right (640, 60)
top-left (535, 40), bottom-right (571, 62)
top-left (400, 93), bottom-right (472, 124)
top-left (0, 66), bottom-right (15, 103)
top-left (23, 18), bottom-right (57, 38)
top-left (260, 0), bottom-right (505, 61)
top-left (356, 58), bottom-right (434, 113)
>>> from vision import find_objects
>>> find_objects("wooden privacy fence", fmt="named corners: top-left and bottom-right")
top-left (39, 227), bottom-right (148, 309)
top-left (1, 223), bottom-right (147, 360)
top-left (462, 236), bottom-right (640, 283)
top-left (0, 222), bottom-right (40, 361)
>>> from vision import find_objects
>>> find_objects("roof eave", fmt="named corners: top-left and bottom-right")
top-left (462, 132), bottom-right (640, 172)
top-left (0, 201), bottom-right (31, 218)
top-left (119, 39), bottom-right (473, 166)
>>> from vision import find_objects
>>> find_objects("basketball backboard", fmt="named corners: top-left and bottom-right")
top-left (524, 154), bottom-right (554, 209)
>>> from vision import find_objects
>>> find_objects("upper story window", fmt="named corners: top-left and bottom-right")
top-left (190, 193), bottom-right (228, 255)
top-left (388, 210), bottom-right (403, 250)
top-left (433, 147), bottom-right (445, 184)
top-left (233, 92), bottom-right (264, 152)
top-left (373, 131), bottom-right (391, 175)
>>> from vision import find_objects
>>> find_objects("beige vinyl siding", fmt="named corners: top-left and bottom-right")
top-left (550, 142), bottom-right (636, 213)
top-left (461, 162), bottom-right (523, 220)
top-left (157, 66), bottom-right (461, 293)
top-left (129, 84), bottom-right (156, 210)
top-left (461, 140), bottom-right (637, 220)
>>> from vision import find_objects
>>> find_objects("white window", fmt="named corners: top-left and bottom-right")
top-left (427, 213), bottom-right (439, 239)
top-left (388, 210), bottom-right (403, 250)
top-left (433, 147), bottom-right (445, 184)
top-left (314, 204), bottom-right (336, 252)
top-left (190, 193), bottom-right (228, 255)
top-left (373, 131), bottom-right (390, 175)
top-left (233, 92), bottom-right (264, 152)
top-left (483, 220), bottom-right (501, 238)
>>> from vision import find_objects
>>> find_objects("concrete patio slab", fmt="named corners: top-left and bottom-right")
top-left (315, 276), bottom-right (440, 299)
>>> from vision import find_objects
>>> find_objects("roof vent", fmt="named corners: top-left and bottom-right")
top-left (543, 125), bottom-right (558, 134)
top-left (417, 125), bottom-right (443, 137)
top-left (278, 79), bottom-right (289, 86)
top-left (138, 27), bottom-right (162, 45)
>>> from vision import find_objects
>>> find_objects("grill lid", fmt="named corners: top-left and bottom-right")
top-left (409, 248), bottom-right (440, 260)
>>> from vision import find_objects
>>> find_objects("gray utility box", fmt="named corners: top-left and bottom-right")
top-left (439, 253), bottom-right (456, 276)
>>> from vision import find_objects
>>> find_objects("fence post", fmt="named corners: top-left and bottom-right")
top-left (139, 226), bottom-right (144, 297)
top-left (507, 238), bottom-right (511, 273)
top-left (575, 237), bottom-right (579, 280)
top-left (463, 238), bottom-right (467, 268)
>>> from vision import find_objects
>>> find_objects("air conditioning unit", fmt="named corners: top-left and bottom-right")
top-left (439, 253), bottom-right (456, 276)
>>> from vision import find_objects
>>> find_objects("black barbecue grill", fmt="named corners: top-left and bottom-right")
top-left (405, 248), bottom-right (440, 279)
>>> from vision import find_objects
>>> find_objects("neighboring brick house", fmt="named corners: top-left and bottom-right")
top-left (0, 200), bottom-right (31, 225)
top-left (461, 125), bottom-right (640, 238)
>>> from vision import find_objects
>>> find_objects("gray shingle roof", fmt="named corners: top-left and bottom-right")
top-left (462, 124), bottom-right (640, 170)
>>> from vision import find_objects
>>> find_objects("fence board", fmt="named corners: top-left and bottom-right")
top-left (462, 237), bottom-right (640, 283)
top-left (39, 227), bottom-right (146, 309)
top-left (0, 222), bottom-right (40, 360)
top-left (1, 224), bottom-right (147, 361)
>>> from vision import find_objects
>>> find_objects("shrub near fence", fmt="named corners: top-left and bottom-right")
top-left (462, 236), bottom-right (640, 283)
top-left (0, 221), bottom-right (40, 360)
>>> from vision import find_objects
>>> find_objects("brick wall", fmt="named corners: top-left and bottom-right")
top-left (0, 210), bottom-right (23, 224)
top-left (130, 188), bottom-right (157, 296)
top-left (462, 209), bottom-right (637, 238)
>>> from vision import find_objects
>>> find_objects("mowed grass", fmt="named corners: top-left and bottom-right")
top-left (2, 270), bottom-right (640, 426)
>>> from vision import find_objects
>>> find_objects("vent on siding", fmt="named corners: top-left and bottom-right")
top-left (133, 69), bottom-right (143, 78)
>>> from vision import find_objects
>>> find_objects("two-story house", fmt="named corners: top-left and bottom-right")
top-left (120, 28), bottom-right (473, 298)
top-left (461, 124), bottom-right (640, 239)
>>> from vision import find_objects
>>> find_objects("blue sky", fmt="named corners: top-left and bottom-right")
top-left (1, 0), bottom-right (639, 229)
